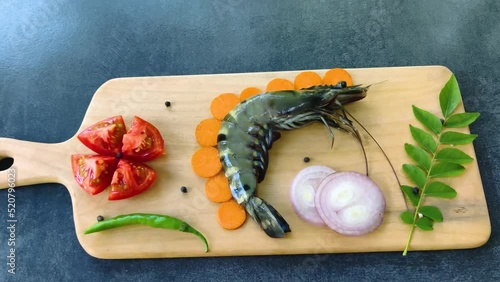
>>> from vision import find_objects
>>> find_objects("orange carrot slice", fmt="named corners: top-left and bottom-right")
top-left (205, 173), bottom-right (233, 203)
top-left (195, 118), bottom-right (222, 147)
top-left (323, 68), bottom-right (353, 86)
top-left (217, 199), bottom-right (246, 230)
top-left (210, 93), bottom-right (240, 121)
top-left (294, 71), bottom-right (322, 90)
top-left (266, 78), bottom-right (295, 91)
top-left (191, 147), bottom-right (222, 178)
top-left (239, 87), bottom-right (262, 101)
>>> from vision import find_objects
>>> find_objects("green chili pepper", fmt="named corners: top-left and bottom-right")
top-left (84, 213), bottom-right (209, 252)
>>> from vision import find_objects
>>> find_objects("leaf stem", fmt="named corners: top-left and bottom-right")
top-left (402, 125), bottom-right (445, 255)
top-left (402, 181), bottom-right (429, 255)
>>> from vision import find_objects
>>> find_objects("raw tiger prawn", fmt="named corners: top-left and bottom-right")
top-left (217, 81), bottom-right (369, 238)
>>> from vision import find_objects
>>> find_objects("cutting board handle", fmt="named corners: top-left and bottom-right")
top-left (0, 137), bottom-right (70, 189)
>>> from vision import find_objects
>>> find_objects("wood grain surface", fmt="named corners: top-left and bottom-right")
top-left (0, 66), bottom-right (490, 258)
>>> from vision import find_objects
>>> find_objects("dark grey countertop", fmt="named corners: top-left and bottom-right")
top-left (1, 1), bottom-right (499, 281)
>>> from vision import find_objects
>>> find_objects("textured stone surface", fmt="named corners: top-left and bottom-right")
top-left (1, 0), bottom-right (499, 281)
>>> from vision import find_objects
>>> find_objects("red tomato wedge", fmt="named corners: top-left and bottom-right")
top-left (77, 116), bottom-right (127, 156)
top-left (73, 115), bottom-right (164, 200)
top-left (121, 116), bottom-right (165, 162)
top-left (71, 154), bottom-right (118, 195)
top-left (108, 159), bottom-right (157, 200)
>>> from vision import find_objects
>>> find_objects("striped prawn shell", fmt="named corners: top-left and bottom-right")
top-left (216, 84), bottom-right (368, 237)
top-left (217, 85), bottom-right (367, 204)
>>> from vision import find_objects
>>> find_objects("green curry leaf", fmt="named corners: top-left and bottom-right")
top-left (425, 181), bottom-right (457, 199)
top-left (404, 143), bottom-right (431, 171)
top-left (401, 185), bottom-right (421, 206)
top-left (439, 74), bottom-right (461, 118)
top-left (416, 216), bottom-right (434, 231)
top-left (435, 148), bottom-right (473, 164)
top-left (412, 105), bottom-right (442, 135)
top-left (429, 162), bottom-right (465, 178)
top-left (440, 131), bottom-right (478, 145)
top-left (420, 206), bottom-right (443, 222)
top-left (403, 164), bottom-right (427, 188)
top-left (400, 211), bottom-right (414, 225)
top-left (409, 125), bottom-right (437, 153)
top-left (444, 112), bottom-right (480, 128)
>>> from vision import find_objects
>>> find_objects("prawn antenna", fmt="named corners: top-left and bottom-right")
top-left (344, 109), bottom-right (408, 210)
top-left (319, 115), bottom-right (335, 149)
top-left (363, 80), bottom-right (388, 89)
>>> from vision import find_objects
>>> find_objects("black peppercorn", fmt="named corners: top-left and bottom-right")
top-left (412, 187), bottom-right (419, 194)
top-left (165, 101), bottom-right (171, 107)
top-left (116, 152), bottom-right (122, 159)
top-left (180, 186), bottom-right (188, 193)
top-left (97, 215), bottom-right (104, 222)
top-left (303, 157), bottom-right (311, 163)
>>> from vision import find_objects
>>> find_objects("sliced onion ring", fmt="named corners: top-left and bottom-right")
top-left (314, 171), bottom-right (386, 236)
top-left (290, 165), bottom-right (336, 226)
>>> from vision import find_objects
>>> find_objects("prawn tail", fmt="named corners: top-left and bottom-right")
top-left (245, 196), bottom-right (291, 238)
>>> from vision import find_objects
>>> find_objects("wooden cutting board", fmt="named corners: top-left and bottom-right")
top-left (0, 66), bottom-right (490, 258)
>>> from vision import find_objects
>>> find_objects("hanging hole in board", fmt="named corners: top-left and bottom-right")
top-left (0, 157), bottom-right (14, 171)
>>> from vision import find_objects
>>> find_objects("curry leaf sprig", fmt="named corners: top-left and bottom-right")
top-left (400, 74), bottom-right (480, 256)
